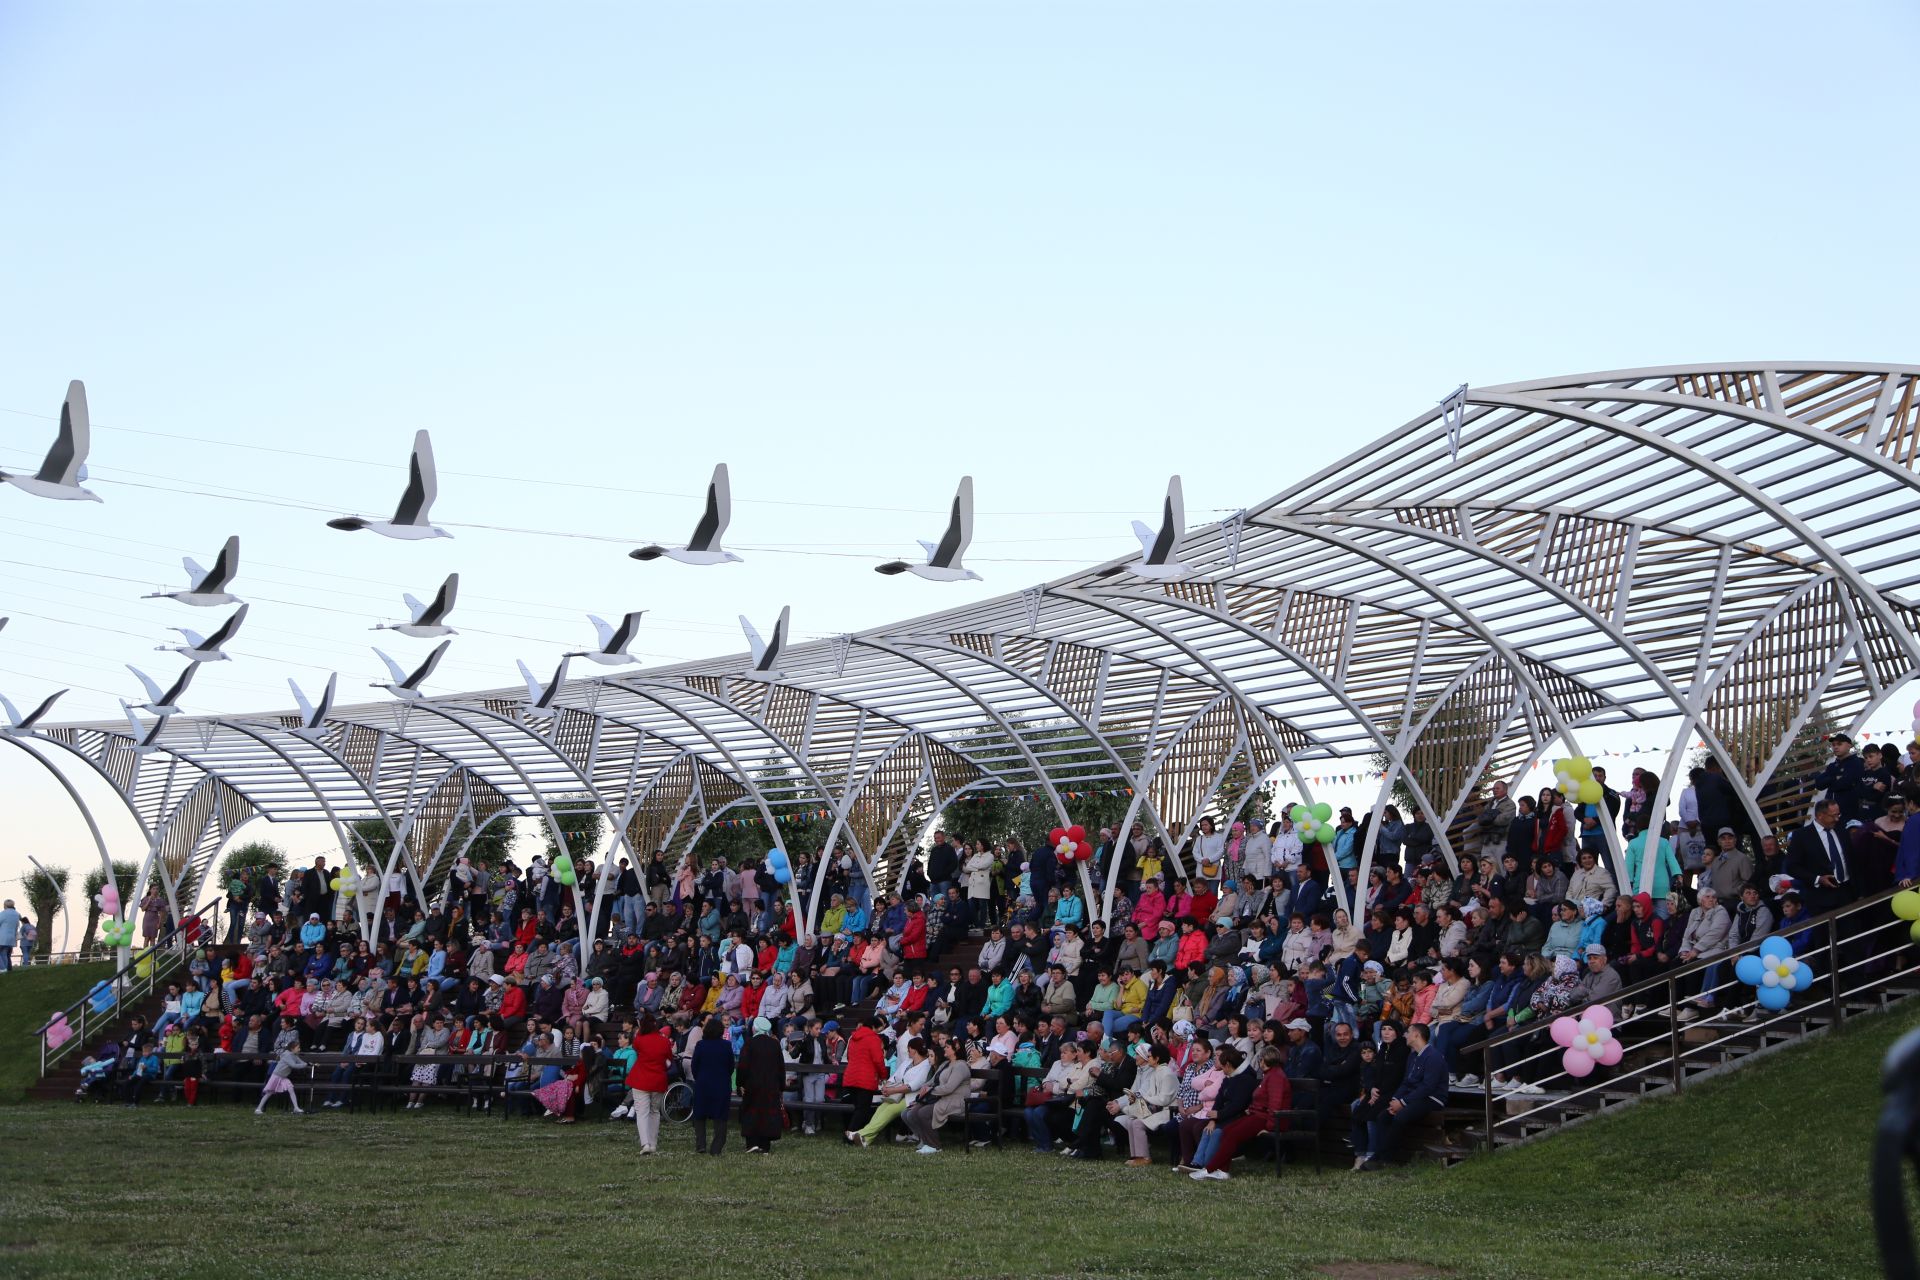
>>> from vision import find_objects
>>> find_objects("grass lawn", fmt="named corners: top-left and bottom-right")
top-left (2, 1000), bottom-right (1916, 1279)
top-left (0, 962), bottom-right (112, 1103)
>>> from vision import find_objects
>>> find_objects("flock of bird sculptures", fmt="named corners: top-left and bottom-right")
top-left (0, 380), bottom-right (1200, 738)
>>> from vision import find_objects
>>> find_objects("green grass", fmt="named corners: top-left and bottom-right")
top-left (2, 1000), bottom-right (1916, 1279)
top-left (0, 962), bottom-right (112, 1103)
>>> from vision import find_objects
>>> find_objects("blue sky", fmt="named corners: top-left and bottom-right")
top-left (2, 2), bottom-right (1916, 933)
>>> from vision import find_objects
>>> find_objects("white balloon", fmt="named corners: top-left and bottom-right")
top-left (1761, 972), bottom-right (1779, 987)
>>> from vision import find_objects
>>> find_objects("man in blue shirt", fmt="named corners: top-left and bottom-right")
top-left (1361, 1021), bottom-right (1449, 1170)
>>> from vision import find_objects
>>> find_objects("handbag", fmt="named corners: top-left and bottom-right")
top-left (1024, 1086), bottom-right (1052, 1107)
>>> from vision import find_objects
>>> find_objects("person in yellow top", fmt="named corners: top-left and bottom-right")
top-left (819, 895), bottom-right (847, 939)
top-left (1103, 965), bottom-right (1148, 1037)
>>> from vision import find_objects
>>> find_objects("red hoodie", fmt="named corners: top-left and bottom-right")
top-left (841, 1025), bottom-right (886, 1091)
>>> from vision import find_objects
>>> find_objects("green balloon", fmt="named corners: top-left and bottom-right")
top-left (1310, 802), bottom-right (1332, 823)
top-left (1288, 804), bottom-right (1308, 822)
top-left (1316, 826), bottom-right (1336, 844)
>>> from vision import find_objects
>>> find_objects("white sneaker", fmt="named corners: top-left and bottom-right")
top-left (1457, 1074), bottom-right (1480, 1088)
top-left (1206, 1169), bottom-right (1229, 1180)
top-left (1676, 1007), bottom-right (1700, 1023)
top-left (1189, 1169), bottom-right (1211, 1181)
top-left (915, 1144), bottom-right (940, 1155)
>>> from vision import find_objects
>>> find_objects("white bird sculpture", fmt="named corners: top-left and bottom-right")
top-left (567, 612), bottom-right (645, 667)
top-left (739, 605), bottom-right (790, 682)
top-left (373, 640), bottom-right (450, 700)
top-left (119, 701), bottom-right (168, 755)
top-left (327, 430), bottom-right (450, 539)
top-left (374, 573), bottom-right (459, 638)
top-left (157, 603), bottom-right (247, 662)
top-left (126, 662), bottom-right (199, 716)
top-left (876, 475), bottom-right (980, 581)
top-left (288, 673), bottom-right (337, 739)
top-left (517, 655), bottom-right (570, 711)
top-left (0, 686), bottom-right (65, 734)
top-left (144, 536), bottom-right (241, 606)
top-left (1124, 476), bottom-right (1196, 581)
top-left (1, 380), bottom-right (101, 502)
top-left (629, 464), bottom-right (741, 565)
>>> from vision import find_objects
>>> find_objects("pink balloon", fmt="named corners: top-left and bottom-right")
top-left (1596, 1038), bottom-right (1624, 1067)
top-left (99, 885), bottom-right (120, 915)
top-left (1563, 1050), bottom-right (1596, 1078)
top-left (1550, 1015), bottom-right (1580, 1048)
top-left (43, 1013), bottom-right (72, 1051)
top-left (1911, 697), bottom-right (1920, 719)
top-left (1582, 1004), bottom-right (1615, 1031)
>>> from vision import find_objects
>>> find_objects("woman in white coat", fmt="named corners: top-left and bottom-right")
top-left (1110, 1041), bottom-right (1179, 1165)
top-left (963, 840), bottom-right (997, 930)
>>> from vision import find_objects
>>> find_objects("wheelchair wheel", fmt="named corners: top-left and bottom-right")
top-left (663, 1081), bottom-right (694, 1124)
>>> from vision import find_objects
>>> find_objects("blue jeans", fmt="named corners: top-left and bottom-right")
top-left (0, 942), bottom-right (12, 971)
top-left (1024, 1103), bottom-right (1058, 1151)
top-left (223, 978), bottom-right (251, 1005)
top-left (1103, 1012), bottom-right (1140, 1038)
top-left (1431, 1020), bottom-right (1482, 1073)
top-left (1191, 1126), bottom-right (1222, 1168)
top-left (619, 895), bottom-right (645, 937)
top-left (850, 974), bottom-right (878, 1006)
top-left (1365, 1096), bottom-right (1440, 1162)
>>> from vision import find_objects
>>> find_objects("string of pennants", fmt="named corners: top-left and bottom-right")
top-left (711, 810), bottom-right (835, 829)
top-left (955, 788), bottom-right (1138, 803)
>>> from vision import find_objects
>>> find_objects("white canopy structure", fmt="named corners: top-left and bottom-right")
top-left (12, 362), bottom-right (1920, 953)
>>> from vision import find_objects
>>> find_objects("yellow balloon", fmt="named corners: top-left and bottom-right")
top-left (1576, 779), bottom-right (1604, 805)
top-left (1892, 890), bottom-right (1920, 922)
top-left (1911, 921), bottom-right (1920, 945)
top-left (1565, 757), bottom-right (1594, 782)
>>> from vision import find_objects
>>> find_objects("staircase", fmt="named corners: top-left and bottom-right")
top-left (27, 932), bottom-right (193, 1101)
top-left (1453, 887), bottom-right (1919, 1159)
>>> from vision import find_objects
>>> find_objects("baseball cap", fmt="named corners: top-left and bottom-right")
top-left (1584, 943), bottom-right (1608, 958)
top-left (1717, 827), bottom-right (1737, 837)
top-left (1284, 1018), bottom-right (1311, 1031)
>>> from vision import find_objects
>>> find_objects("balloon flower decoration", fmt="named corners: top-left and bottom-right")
top-left (1288, 803), bottom-right (1337, 847)
top-left (1549, 1005), bottom-right (1623, 1078)
top-left (553, 852), bottom-right (577, 886)
top-left (87, 979), bottom-right (117, 1013)
top-left (1735, 936), bottom-right (1810, 1010)
top-left (95, 880), bottom-right (121, 922)
top-left (1893, 889), bottom-right (1920, 944)
top-left (1048, 825), bottom-right (1094, 865)
top-left (329, 865), bottom-right (359, 894)
top-left (767, 847), bottom-right (793, 885)
top-left (1552, 756), bottom-right (1605, 807)
top-left (42, 1012), bottom-right (73, 1052)
top-left (100, 918), bottom-right (136, 948)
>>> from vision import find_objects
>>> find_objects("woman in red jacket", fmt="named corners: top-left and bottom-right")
top-left (839, 1015), bottom-right (887, 1136)
top-left (1617, 892), bottom-right (1665, 988)
top-left (900, 906), bottom-right (928, 962)
top-left (624, 1013), bottom-right (673, 1155)
top-left (1199, 1045), bottom-right (1291, 1179)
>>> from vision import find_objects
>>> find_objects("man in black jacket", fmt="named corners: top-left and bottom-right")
top-left (926, 833), bottom-right (959, 897)
top-left (1785, 798), bottom-right (1857, 916)
top-left (1318, 1020), bottom-right (1362, 1124)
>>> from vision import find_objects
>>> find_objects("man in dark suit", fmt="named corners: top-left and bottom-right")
top-left (302, 857), bottom-right (332, 924)
top-left (1362, 1021), bottom-right (1448, 1170)
top-left (1785, 798), bottom-right (1857, 916)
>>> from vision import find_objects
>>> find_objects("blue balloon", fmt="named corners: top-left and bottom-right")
top-left (767, 848), bottom-right (789, 868)
top-left (1734, 954), bottom-right (1765, 985)
top-left (1758, 935), bottom-right (1793, 961)
top-left (773, 866), bottom-right (792, 885)
top-left (1755, 985), bottom-right (1791, 1011)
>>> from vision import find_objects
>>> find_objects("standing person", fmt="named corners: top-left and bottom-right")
top-left (255, 1044), bottom-right (309, 1115)
top-left (689, 1015), bottom-right (735, 1156)
top-left (963, 841), bottom-right (996, 930)
top-left (1786, 799), bottom-right (1857, 916)
top-left (625, 1013), bottom-right (672, 1154)
top-left (839, 1014), bottom-right (887, 1134)
top-left (737, 1017), bottom-right (786, 1154)
top-left (0, 898), bottom-right (19, 972)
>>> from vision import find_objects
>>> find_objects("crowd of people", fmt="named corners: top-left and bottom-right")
top-left (55, 734), bottom-right (1920, 1177)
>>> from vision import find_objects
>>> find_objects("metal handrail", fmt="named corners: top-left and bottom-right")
top-left (1464, 885), bottom-right (1917, 1153)
top-left (33, 927), bottom-right (194, 1076)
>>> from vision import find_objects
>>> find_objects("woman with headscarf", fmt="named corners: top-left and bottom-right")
top-left (736, 1016), bottom-right (787, 1154)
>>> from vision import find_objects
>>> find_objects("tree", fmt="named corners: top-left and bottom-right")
top-left (1368, 697), bottom-right (1497, 819)
top-left (79, 860), bottom-right (139, 953)
top-left (543, 796), bottom-right (606, 863)
top-left (23, 864), bottom-right (67, 957)
top-left (217, 840), bottom-right (287, 888)
top-left (1211, 759), bottom-right (1274, 829)
top-left (446, 813), bottom-right (517, 866)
